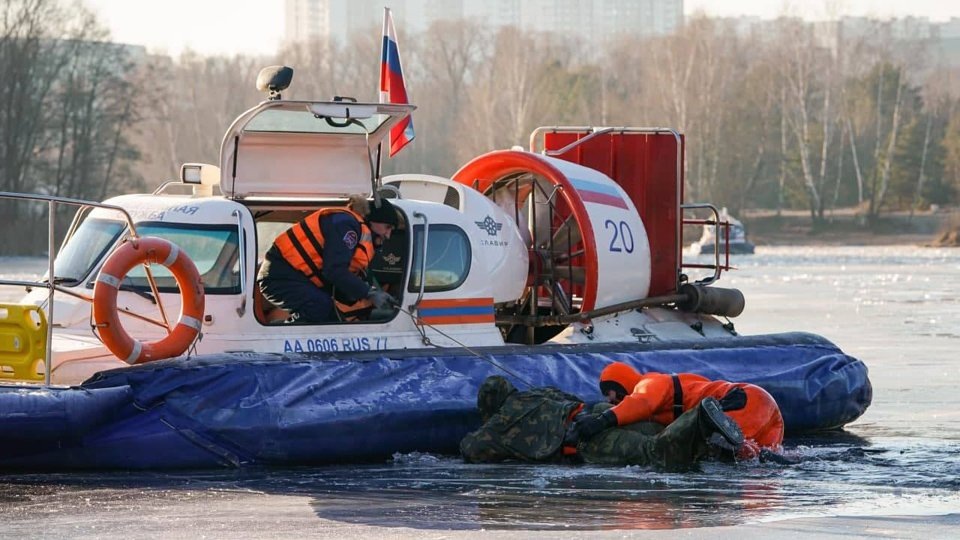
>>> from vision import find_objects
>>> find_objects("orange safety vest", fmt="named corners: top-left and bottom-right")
top-left (272, 208), bottom-right (374, 289)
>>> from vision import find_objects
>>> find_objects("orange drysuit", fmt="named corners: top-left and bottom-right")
top-left (600, 362), bottom-right (784, 458)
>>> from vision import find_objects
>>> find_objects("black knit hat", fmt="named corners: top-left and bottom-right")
top-left (366, 198), bottom-right (399, 227)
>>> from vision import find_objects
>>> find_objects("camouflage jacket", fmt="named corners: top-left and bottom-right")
top-left (460, 376), bottom-right (583, 463)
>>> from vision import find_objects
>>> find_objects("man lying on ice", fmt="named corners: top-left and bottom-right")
top-left (460, 375), bottom-right (745, 471)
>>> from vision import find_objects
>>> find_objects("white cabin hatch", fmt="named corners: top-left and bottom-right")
top-left (219, 101), bottom-right (415, 200)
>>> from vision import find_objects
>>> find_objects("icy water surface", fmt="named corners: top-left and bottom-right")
top-left (1, 246), bottom-right (958, 533)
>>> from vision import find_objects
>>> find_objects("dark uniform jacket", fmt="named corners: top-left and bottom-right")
top-left (265, 211), bottom-right (371, 302)
top-left (460, 376), bottom-right (583, 463)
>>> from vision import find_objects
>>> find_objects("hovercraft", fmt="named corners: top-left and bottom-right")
top-left (0, 67), bottom-right (870, 469)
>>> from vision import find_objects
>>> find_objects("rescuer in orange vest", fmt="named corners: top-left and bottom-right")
top-left (572, 362), bottom-right (784, 459)
top-left (257, 196), bottom-right (398, 323)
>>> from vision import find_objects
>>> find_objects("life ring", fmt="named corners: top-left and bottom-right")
top-left (92, 236), bottom-right (205, 364)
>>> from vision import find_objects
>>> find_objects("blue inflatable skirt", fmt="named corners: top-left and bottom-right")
top-left (0, 332), bottom-right (871, 470)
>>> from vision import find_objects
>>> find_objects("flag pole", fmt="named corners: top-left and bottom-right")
top-left (374, 7), bottom-right (389, 204)
top-left (374, 143), bottom-right (383, 191)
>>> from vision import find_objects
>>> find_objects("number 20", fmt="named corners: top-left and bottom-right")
top-left (605, 220), bottom-right (634, 253)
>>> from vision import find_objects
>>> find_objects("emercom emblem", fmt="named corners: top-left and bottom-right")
top-left (475, 216), bottom-right (503, 237)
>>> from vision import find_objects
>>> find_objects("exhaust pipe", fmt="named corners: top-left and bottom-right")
top-left (677, 283), bottom-right (745, 317)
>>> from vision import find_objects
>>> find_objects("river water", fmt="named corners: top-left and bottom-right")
top-left (0, 246), bottom-right (958, 536)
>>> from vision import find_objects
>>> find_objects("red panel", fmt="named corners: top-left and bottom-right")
top-left (543, 131), bottom-right (683, 296)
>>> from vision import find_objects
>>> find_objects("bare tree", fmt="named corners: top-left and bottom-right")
top-left (0, 0), bottom-right (143, 252)
top-left (458, 27), bottom-right (584, 161)
top-left (869, 64), bottom-right (904, 218)
top-left (406, 19), bottom-right (487, 174)
top-left (7, 5), bottom-right (960, 257)
top-left (778, 19), bottom-right (826, 221)
top-left (139, 51), bottom-right (262, 185)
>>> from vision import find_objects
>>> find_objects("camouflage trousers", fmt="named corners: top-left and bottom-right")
top-left (577, 403), bottom-right (714, 471)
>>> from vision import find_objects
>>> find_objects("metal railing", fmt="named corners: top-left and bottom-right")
top-left (680, 203), bottom-right (731, 285)
top-left (411, 211), bottom-right (429, 310)
top-left (0, 192), bottom-right (140, 386)
top-left (232, 209), bottom-right (248, 317)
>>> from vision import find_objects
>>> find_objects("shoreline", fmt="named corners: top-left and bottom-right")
top-left (736, 208), bottom-right (960, 248)
top-left (749, 232), bottom-right (938, 247)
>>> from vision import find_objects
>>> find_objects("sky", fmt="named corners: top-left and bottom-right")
top-left (84, 0), bottom-right (960, 57)
top-left (685, 0), bottom-right (958, 22)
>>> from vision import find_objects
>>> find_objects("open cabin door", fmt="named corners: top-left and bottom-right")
top-left (219, 101), bottom-right (415, 200)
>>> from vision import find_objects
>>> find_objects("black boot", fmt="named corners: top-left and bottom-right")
top-left (650, 397), bottom-right (744, 471)
top-left (698, 396), bottom-right (744, 449)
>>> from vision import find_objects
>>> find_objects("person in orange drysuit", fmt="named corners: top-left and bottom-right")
top-left (574, 362), bottom-right (784, 459)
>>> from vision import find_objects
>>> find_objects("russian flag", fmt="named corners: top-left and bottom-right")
top-left (380, 8), bottom-right (415, 157)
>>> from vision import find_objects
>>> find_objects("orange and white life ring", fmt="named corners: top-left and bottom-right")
top-left (92, 237), bottom-right (205, 364)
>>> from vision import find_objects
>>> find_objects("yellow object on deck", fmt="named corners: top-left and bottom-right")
top-left (0, 303), bottom-right (47, 381)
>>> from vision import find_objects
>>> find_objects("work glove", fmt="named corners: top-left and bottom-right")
top-left (571, 409), bottom-right (618, 442)
top-left (367, 287), bottom-right (395, 309)
top-left (718, 387), bottom-right (747, 412)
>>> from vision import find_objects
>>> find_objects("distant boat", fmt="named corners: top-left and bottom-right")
top-left (690, 208), bottom-right (755, 255)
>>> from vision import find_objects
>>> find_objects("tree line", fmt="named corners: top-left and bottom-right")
top-left (3, 0), bottom-right (960, 252)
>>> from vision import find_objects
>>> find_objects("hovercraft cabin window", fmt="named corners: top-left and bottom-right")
top-left (408, 225), bottom-right (470, 293)
top-left (54, 218), bottom-right (125, 285)
top-left (117, 223), bottom-right (241, 294)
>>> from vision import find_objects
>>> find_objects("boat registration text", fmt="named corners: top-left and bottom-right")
top-left (283, 336), bottom-right (388, 353)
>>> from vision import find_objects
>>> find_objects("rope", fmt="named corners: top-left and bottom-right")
top-left (397, 304), bottom-right (535, 389)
